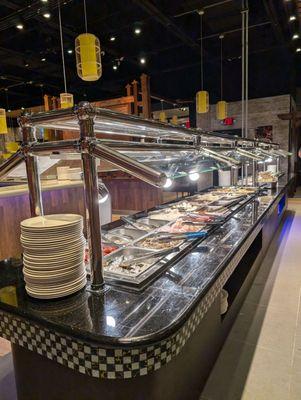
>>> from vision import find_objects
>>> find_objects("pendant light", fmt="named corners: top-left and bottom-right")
top-left (75, 0), bottom-right (102, 82)
top-left (0, 109), bottom-right (8, 134)
top-left (171, 115), bottom-right (178, 125)
top-left (196, 10), bottom-right (209, 114)
top-left (58, 1), bottom-right (74, 109)
top-left (159, 100), bottom-right (167, 122)
top-left (216, 34), bottom-right (228, 120)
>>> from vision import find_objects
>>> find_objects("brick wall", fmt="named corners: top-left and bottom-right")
top-left (197, 94), bottom-right (292, 173)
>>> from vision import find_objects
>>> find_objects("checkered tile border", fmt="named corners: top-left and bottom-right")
top-left (0, 224), bottom-right (262, 380)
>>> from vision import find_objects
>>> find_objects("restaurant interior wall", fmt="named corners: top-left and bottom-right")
top-left (197, 94), bottom-right (291, 174)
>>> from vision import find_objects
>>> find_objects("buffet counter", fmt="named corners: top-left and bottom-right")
top-left (0, 177), bottom-right (293, 400)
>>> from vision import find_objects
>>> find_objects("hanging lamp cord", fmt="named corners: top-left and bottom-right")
top-left (5, 90), bottom-right (12, 129)
top-left (58, 0), bottom-right (67, 93)
top-left (220, 36), bottom-right (223, 101)
top-left (83, 0), bottom-right (88, 33)
top-left (200, 13), bottom-right (204, 90)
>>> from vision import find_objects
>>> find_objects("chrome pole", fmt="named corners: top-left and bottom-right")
top-left (21, 123), bottom-right (44, 217)
top-left (77, 103), bottom-right (104, 289)
top-left (252, 160), bottom-right (258, 187)
top-left (276, 156), bottom-right (280, 173)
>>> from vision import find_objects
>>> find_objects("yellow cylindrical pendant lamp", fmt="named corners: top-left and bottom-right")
top-left (196, 91), bottom-right (209, 114)
top-left (171, 115), bottom-right (178, 125)
top-left (60, 93), bottom-right (74, 109)
top-left (0, 109), bottom-right (8, 134)
top-left (216, 100), bottom-right (228, 120)
top-left (75, 33), bottom-right (102, 81)
top-left (159, 112), bottom-right (167, 122)
top-left (6, 142), bottom-right (19, 153)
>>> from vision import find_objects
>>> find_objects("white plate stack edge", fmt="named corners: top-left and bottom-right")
top-left (20, 214), bottom-right (87, 299)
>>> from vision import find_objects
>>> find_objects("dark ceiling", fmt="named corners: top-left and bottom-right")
top-left (0, 0), bottom-right (300, 110)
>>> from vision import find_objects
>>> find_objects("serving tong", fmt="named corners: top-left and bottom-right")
top-left (156, 231), bottom-right (208, 242)
top-left (118, 246), bottom-right (180, 268)
top-left (121, 216), bottom-right (157, 231)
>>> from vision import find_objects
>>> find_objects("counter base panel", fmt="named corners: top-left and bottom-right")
top-left (10, 197), bottom-right (287, 400)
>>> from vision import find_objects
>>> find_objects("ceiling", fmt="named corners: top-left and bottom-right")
top-left (0, 0), bottom-right (300, 110)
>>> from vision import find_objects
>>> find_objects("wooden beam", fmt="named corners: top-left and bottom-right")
top-left (132, 80), bottom-right (139, 115)
top-left (140, 74), bottom-right (151, 119)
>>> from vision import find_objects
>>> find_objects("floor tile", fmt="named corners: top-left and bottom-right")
top-left (201, 199), bottom-right (301, 400)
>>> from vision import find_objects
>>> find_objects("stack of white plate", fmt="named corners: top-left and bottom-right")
top-left (20, 214), bottom-right (86, 299)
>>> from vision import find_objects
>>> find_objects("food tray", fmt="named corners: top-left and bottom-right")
top-left (103, 246), bottom-right (176, 289)
top-left (108, 227), bottom-right (146, 243)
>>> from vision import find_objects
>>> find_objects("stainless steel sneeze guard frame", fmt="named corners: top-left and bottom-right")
top-left (0, 102), bottom-right (287, 289)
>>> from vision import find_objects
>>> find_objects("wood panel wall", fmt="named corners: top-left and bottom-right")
top-left (0, 186), bottom-right (86, 260)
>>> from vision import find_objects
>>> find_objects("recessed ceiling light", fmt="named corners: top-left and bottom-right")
top-left (7, 109), bottom-right (11, 113)
top-left (21, 107), bottom-right (25, 110)
top-left (43, 12), bottom-right (51, 19)
top-left (110, 36), bottom-right (116, 41)
top-left (113, 65), bottom-right (118, 70)
top-left (41, 58), bottom-right (46, 61)
top-left (292, 33), bottom-right (299, 40)
top-left (134, 27), bottom-right (141, 35)
top-left (41, 0), bottom-right (48, 2)
top-left (25, 63), bottom-right (29, 67)
top-left (67, 49), bottom-right (73, 54)
top-left (289, 15), bottom-right (296, 22)
top-left (16, 24), bottom-right (24, 30)
top-left (140, 57), bottom-right (146, 64)
top-left (296, 48), bottom-right (301, 53)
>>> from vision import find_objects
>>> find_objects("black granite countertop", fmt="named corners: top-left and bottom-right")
top-left (0, 180), bottom-right (290, 347)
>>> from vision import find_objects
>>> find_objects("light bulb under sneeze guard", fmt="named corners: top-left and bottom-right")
top-left (98, 182), bottom-right (109, 204)
top-left (163, 178), bottom-right (173, 188)
top-left (189, 171), bottom-right (200, 181)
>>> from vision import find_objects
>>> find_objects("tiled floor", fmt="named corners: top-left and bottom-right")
top-left (200, 198), bottom-right (301, 400)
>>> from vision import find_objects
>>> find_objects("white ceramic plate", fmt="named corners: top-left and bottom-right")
top-left (25, 278), bottom-right (87, 299)
top-left (21, 237), bottom-right (86, 249)
top-left (26, 273), bottom-right (87, 293)
top-left (21, 214), bottom-right (83, 230)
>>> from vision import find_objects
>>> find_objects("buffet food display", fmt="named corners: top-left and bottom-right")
top-left (0, 103), bottom-right (291, 291)
top-left (88, 186), bottom-right (260, 289)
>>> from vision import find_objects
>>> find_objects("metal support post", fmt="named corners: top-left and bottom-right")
top-left (21, 122), bottom-right (43, 217)
top-left (252, 160), bottom-right (258, 187)
top-left (77, 103), bottom-right (104, 289)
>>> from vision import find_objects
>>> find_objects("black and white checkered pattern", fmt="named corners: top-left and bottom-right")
top-left (0, 223), bottom-right (262, 379)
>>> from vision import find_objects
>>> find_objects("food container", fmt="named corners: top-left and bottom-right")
top-left (104, 247), bottom-right (159, 277)
top-left (137, 217), bottom-right (169, 228)
top-left (134, 233), bottom-right (184, 250)
top-left (108, 227), bottom-right (145, 243)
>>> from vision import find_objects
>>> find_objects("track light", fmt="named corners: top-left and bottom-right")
top-left (41, 58), bottom-right (46, 62)
top-left (140, 57), bottom-right (146, 64)
top-left (163, 178), bottom-right (173, 188)
top-left (292, 34), bottom-right (299, 40)
top-left (67, 49), bottom-right (73, 54)
top-left (110, 36), bottom-right (116, 41)
top-left (113, 64), bottom-right (118, 70)
top-left (296, 48), bottom-right (301, 53)
top-left (16, 23), bottom-right (24, 30)
top-left (42, 11), bottom-right (51, 19)
top-left (289, 15), bottom-right (296, 22)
